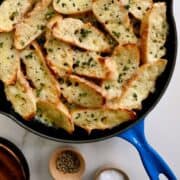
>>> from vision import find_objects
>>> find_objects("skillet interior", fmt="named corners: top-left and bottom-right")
top-left (0, 0), bottom-right (177, 143)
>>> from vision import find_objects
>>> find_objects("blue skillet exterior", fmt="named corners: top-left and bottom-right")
top-left (119, 119), bottom-right (177, 179)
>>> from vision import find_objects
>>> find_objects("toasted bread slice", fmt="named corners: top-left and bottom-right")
top-left (140, 2), bottom-right (168, 63)
top-left (37, 100), bottom-right (74, 133)
top-left (53, 0), bottom-right (92, 14)
top-left (59, 75), bottom-right (105, 108)
top-left (124, 0), bottom-right (152, 20)
top-left (108, 59), bottom-right (167, 110)
top-left (73, 49), bottom-right (111, 79)
top-left (20, 42), bottom-right (60, 103)
top-left (0, 32), bottom-right (19, 85)
top-left (45, 32), bottom-right (73, 76)
top-left (102, 44), bottom-right (140, 100)
top-left (0, 0), bottom-right (32, 32)
top-left (92, 0), bottom-right (137, 45)
top-left (5, 69), bottom-right (36, 120)
top-left (71, 12), bottom-right (117, 47)
top-left (14, 0), bottom-right (55, 49)
top-left (51, 16), bottom-right (112, 52)
top-left (72, 108), bottom-right (136, 133)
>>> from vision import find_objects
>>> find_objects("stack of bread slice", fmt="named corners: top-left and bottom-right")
top-left (0, 0), bottom-right (168, 134)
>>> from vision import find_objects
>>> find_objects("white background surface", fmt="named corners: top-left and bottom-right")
top-left (0, 1), bottom-right (180, 180)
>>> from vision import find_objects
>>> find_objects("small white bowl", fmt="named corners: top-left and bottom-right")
top-left (94, 167), bottom-right (129, 180)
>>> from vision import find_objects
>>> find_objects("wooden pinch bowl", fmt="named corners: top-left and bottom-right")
top-left (49, 147), bottom-right (85, 180)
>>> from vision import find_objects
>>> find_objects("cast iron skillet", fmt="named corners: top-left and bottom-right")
top-left (0, 0), bottom-right (177, 179)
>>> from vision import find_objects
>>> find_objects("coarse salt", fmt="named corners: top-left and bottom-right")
top-left (98, 170), bottom-right (125, 180)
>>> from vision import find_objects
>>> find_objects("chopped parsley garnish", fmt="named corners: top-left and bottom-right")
top-left (25, 52), bottom-right (33, 59)
top-left (87, 57), bottom-right (93, 66)
top-left (105, 85), bottom-right (111, 90)
top-left (66, 80), bottom-right (72, 86)
top-left (73, 60), bottom-right (80, 69)
top-left (75, 113), bottom-right (81, 119)
top-left (63, 62), bottom-right (69, 66)
top-left (37, 25), bottom-right (45, 30)
top-left (123, 66), bottom-right (129, 71)
top-left (47, 48), bottom-right (53, 52)
top-left (0, 42), bottom-right (3, 48)
top-left (20, 41), bottom-right (25, 46)
top-left (79, 92), bottom-right (88, 97)
top-left (118, 74), bottom-right (123, 83)
top-left (91, 113), bottom-right (95, 118)
top-left (104, 6), bottom-right (109, 11)
top-left (10, 11), bottom-right (19, 21)
top-left (101, 116), bottom-right (106, 122)
top-left (45, 11), bottom-right (55, 20)
top-left (59, 78), bottom-right (64, 84)
top-left (108, 38), bottom-right (116, 46)
top-left (79, 29), bottom-right (92, 38)
top-left (133, 93), bottom-right (138, 101)
top-left (112, 31), bottom-right (120, 38)
top-left (36, 84), bottom-right (45, 97)
top-left (124, 5), bottom-right (130, 10)
top-left (15, 94), bottom-right (21, 99)
top-left (61, 3), bottom-right (66, 7)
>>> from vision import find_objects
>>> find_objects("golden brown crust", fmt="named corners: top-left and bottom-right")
top-left (127, 0), bottom-right (153, 20)
top-left (53, 0), bottom-right (92, 15)
top-left (37, 100), bottom-right (74, 134)
top-left (107, 59), bottom-right (167, 110)
top-left (70, 75), bottom-right (106, 95)
top-left (52, 16), bottom-right (112, 52)
top-left (72, 50), bottom-right (112, 79)
top-left (14, 0), bottom-right (53, 50)
top-left (101, 43), bottom-right (140, 100)
top-left (92, 0), bottom-right (137, 45)
top-left (44, 31), bottom-right (73, 77)
top-left (46, 57), bottom-right (72, 76)
top-left (71, 108), bottom-right (136, 133)
top-left (32, 41), bottom-right (61, 95)
top-left (18, 70), bottom-right (36, 120)
top-left (3, 69), bottom-right (18, 86)
top-left (0, 32), bottom-right (20, 85)
top-left (0, 0), bottom-right (32, 32)
top-left (20, 41), bottom-right (61, 104)
top-left (5, 69), bottom-right (37, 120)
top-left (60, 75), bottom-right (106, 108)
top-left (46, 15), bottom-right (62, 30)
top-left (140, 8), bottom-right (151, 64)
top-left (140, 3), bottom-right (168, 64)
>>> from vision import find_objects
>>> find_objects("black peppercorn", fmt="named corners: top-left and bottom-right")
top-left (56, 150), bottom-right (81, 174)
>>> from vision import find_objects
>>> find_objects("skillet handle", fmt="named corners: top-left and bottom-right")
top-left (117, 119), bottom-right (177, 180)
